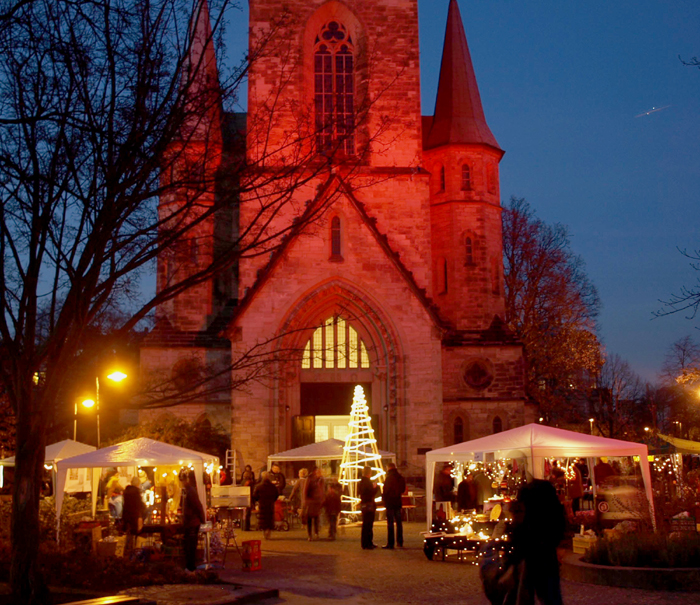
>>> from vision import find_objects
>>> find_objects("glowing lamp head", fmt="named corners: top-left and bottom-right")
top-left (81, 398), bottom-right (96, 408)
top-left (107, 371), bottom-right (127, 382)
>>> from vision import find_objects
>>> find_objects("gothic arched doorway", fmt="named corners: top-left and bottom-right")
top-left (277, 281), bottom-right (403, 456)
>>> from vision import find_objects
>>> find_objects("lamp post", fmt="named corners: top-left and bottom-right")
top-left (81, 371), bottom-right (127, 447)
top-left (589, 418), bottom-right (594, 435)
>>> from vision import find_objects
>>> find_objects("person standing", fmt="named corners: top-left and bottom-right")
top-left (304, 466), bottom-right (325, 540)
top-left (253, 471), bottom-right (279, 539)
top-left (457, 472), bottom-right (478, 511)
top-left (180, 470), bottom-right (206, 572)
top-left (324, 482), bottom-right (342, 540)
top-left (359, 466), bottom-right (378, 550)
top-left (289, 468), bottom-right (309, 526)
top-left (123, 476), bottom-right (145, 554)
top-left (506, 479), bottom-right (566, 605)
top-left (269, 463), bottom-right (286, 496)
top-left (381, 463), bottom-right (405, 549)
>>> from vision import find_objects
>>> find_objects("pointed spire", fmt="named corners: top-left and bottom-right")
top-left (181, 0), bottom-right (222, 142)
top-left (188, 0), bottom-right (219, 88)
top-left (425, 0), bottom-right (501, 151)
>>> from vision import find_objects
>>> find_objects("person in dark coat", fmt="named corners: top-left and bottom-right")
top-left (241, 465), bottom-right (256, 531)
top-left (253, 471), bottom-right (279, 539)
top-left (358, 466), bottom-right (378, 550)
top-left (269, 463), bottom-right (286, 496)
top-left (381, 463), bottom-right (406, 549)
top-left (304, 466), bottom-right (325, 540)
top-left (123, 476), bottom-right (146, 553)
top-left (505, 479), bottom-right (566, 605)
top-left (434, 465), bottom-right (455, 502)
top-left (180, 470), bottom-right (206, 571)
top-left (457, 473), bottom-right (478, 511)
top-left (324, 483), bottom-right (342, 540)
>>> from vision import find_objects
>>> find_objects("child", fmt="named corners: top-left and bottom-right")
top-left (324, 483), bottom-right (342, 540)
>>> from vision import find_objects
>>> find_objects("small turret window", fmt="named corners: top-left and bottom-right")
top-left (439, 166), bottom-right (446, 192)
top-left (465, 237), bottom-right (473, 265)
top-left (487, 164), bottom-right (496, 194)
top-left (461, 164), bottom-right (471, 191)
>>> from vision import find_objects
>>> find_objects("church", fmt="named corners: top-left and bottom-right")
top-left (140, 0), bottom-right (536, 476)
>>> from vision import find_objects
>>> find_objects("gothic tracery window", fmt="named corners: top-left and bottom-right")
top-left (453, 416), bottom-right (464, 444)
top-left (301, 317), bottom-right (370, 370)
top-left (314, 21), bottom-right (355, 155)
top-left (492, 416), bottom-right (503, 434)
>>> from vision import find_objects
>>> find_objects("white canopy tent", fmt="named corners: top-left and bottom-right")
top-left (55, 438), bottom-right (219, 530)
top-left (267, 438), bottom-right (396, 466)
top-left (425, 423), bottom-right (656, 529)
top-left (0, 439), bottom-right (95, 492)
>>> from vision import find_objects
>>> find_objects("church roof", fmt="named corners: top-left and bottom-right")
top-left (424, 0), bottom-right (501, 151)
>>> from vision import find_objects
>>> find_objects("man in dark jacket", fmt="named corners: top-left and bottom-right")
top-left (269, 463), bottom-right (286, 496)
top-left (381, 463), bottom-right (406, 549)
top-left (180, 470), bottom-right (206, 571)
top-left (123, 476), bottom-right (145, 553)
top-left (358, 466), bottom-right (378, 550)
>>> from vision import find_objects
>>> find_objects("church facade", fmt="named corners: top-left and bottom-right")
top-left (140, 0), bottom-right (536, 474)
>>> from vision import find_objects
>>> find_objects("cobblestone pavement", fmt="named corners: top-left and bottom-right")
top-left (219, 522), bottom-right (700, 605)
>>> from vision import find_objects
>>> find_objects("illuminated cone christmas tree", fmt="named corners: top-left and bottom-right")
top-left (339, 385), bottom-right (385, 514)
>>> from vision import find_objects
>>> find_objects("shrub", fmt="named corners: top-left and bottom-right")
top-left (584, 532), bottom-right (700, 568)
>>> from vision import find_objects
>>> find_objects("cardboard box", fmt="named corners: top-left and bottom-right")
top-left (572, 535), bottom-right (597, 554)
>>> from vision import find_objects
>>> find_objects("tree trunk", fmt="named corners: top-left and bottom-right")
top-left (11, 387), bottom-right (49, 605)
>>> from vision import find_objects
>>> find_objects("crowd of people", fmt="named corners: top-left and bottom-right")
top-left (240, 461), bottom-right (408, 550)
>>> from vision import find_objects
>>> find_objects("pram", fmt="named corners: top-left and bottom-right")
top-left (274, 499), bottom-right (290, 531)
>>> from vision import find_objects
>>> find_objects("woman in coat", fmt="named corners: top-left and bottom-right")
top-left (304, 467), bottom-right (325, 540)
top-left (254, 471), bottom-right (279, 539)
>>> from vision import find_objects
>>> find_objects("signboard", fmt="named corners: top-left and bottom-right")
top-left (670, 517), bottom-right (696, 533)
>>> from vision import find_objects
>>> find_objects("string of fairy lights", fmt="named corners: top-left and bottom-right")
top-left (338, 385), bottom-right (385, 515)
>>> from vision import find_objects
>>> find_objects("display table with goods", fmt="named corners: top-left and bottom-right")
top-left (422, 514), bottom-right (510, 562)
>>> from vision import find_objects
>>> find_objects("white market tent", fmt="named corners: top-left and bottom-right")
top-left (55, 438), bottom-right (219, 529)
top-left (268, 438), bottom-right (396, 466)
top-left (425, 423), bottom-right (656, 529)
top-left (0, 439), bottom-right (95, 492)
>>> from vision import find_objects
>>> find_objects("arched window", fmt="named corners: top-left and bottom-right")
top-left (436, 258), bottom-right (447, 294)
top-left (453, 417), bottom-right (464, 444)
top-left (491, 257), bottom-right (501, 295)
top-left (330, 216), bottom-right (342, 259)
top-left (465, 237), bottom-right (473, 265)
top-left (492, 416), bottom-right (503, 434)
top-left (301, 317), bottom-right (370, 370)
top-left (487, 163), bottom-right (496, 194)
top-left (439, 166), bottom-right (446, 192)
top-left (461, 164), bottom-right (471, 191)
top-left (315, 21), bottom-right (355, 155)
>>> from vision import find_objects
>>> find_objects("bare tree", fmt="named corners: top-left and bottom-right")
top-left (0, 0), bottom-right (399, 600)
top-left (502, 197), bottom-right (602, 423)
top-left (591, 353), bottom-right (645, 438)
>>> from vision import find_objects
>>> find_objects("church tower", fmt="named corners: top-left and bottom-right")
top-left (424, 0), bottom-right (505, 329)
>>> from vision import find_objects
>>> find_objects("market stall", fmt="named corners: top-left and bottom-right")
top-left (425, 423), bottom-right (656, 531)
top-left (267, 438), bottom-right (396, 470)
top-left (0, 439), bottom-right (95, 493)
top-left (54, 437), bottom-right (219, 533)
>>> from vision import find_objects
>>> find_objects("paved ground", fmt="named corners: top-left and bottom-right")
top-left (218, 521), bottom-right (700, 605)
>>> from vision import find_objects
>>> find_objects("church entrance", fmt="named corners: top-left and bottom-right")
top-left (293, 382), bottom-right (373, 448)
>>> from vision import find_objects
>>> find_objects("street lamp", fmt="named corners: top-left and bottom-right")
top-left (673, 420), bottom-right (682, 438)
top-left (80, 371), bottom-right (127, 447)
top-left (589, 418), bottom-right (594, 435)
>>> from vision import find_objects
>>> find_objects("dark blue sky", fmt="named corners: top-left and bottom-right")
top-left (226, 1), bottom-right (700, 382)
